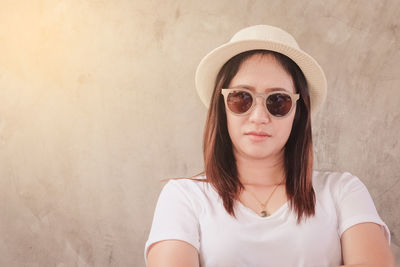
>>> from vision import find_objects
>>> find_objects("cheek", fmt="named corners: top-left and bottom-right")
top-left (226, 113), bottom-right (242, 141)
top-left (281, 122), bottom-right (294, 139)
top-left (278, 115), bottom-right (296, 140)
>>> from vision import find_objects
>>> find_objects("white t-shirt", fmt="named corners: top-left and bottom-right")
top-left (145, 171), bottom-right (390, 267)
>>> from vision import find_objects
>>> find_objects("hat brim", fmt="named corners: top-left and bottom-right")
top-left (195, 40), bottom-right (327, 116)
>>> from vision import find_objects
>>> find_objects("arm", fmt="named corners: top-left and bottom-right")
top-left (340, 222), bottom-right (395, 267)
top-left (147, 240), bottom-right (199, 267)
top-left (145, 180), bottom-right (201, 266)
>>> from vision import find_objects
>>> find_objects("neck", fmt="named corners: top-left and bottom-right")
top-left (235, 151), bottom-right (286, 186)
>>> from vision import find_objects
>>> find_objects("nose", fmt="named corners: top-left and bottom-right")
top-left (248, 96), bottom-right (271, 124)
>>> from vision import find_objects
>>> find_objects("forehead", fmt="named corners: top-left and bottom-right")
top-left (229, 54), bottom-right (295, 93)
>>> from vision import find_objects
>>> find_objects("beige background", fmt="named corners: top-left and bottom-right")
top-left (0, 0), bottom-right (399, 266)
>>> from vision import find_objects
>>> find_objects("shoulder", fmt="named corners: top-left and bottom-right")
top-left (312, 170), bottom-right (366, 198)
top-left (163, 176), bottom-right (209, 194)
top-left (159, 176), bottom-right (213, 206)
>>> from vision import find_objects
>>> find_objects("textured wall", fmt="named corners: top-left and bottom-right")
top-left (0, 0), bottom-right (399, 266)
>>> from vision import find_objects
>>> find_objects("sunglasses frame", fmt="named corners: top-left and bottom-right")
top-left (221, 88), bottom-right (300, 118)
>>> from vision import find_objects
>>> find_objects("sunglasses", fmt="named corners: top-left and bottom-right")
top-left (221, 88), bottom-right (300, 117)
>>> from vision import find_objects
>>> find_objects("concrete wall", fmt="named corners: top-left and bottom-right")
top-left (0, 0), bottom-right (399, 266)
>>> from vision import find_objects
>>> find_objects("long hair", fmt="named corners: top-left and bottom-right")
top-left (203, 50), bottom-right (315, 223)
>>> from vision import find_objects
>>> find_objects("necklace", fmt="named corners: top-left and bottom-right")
top-left (244, 183), bottom-right (283, 217)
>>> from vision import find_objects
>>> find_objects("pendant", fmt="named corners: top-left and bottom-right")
top-left (260, 210), bottom-right (267, 217)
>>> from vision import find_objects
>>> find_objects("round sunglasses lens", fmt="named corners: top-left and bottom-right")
top-left (266, 93), bottom-right (293, 117)
top-left (227, 91), bottom-right (253, 114)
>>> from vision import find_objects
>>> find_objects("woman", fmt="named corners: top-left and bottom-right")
top-left (145, 25), bottom-right (394, 266)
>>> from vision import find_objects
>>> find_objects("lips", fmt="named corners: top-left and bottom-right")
top-left (245, 131), bottom-right (272, 137)
top-left (244, 131), bottom-right (272, 142)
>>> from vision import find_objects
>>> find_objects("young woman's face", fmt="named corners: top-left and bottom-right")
top-left (226, 54), bottom-right (296, 161)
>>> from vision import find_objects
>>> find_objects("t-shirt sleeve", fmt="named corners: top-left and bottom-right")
top-left (335, 172), bottom-right (390, 243)
top-left (144, 180), bottom-right (200, 261)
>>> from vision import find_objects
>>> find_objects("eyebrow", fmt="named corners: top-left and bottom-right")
top-left (230, 85), bottom-right (291, 92)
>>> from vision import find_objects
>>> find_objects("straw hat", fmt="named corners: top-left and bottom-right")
top-left (195, 25), bottom-right (327, 116)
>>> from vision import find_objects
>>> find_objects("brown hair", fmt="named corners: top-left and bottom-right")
top-left (202, 50), bottom-right (315, 223)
